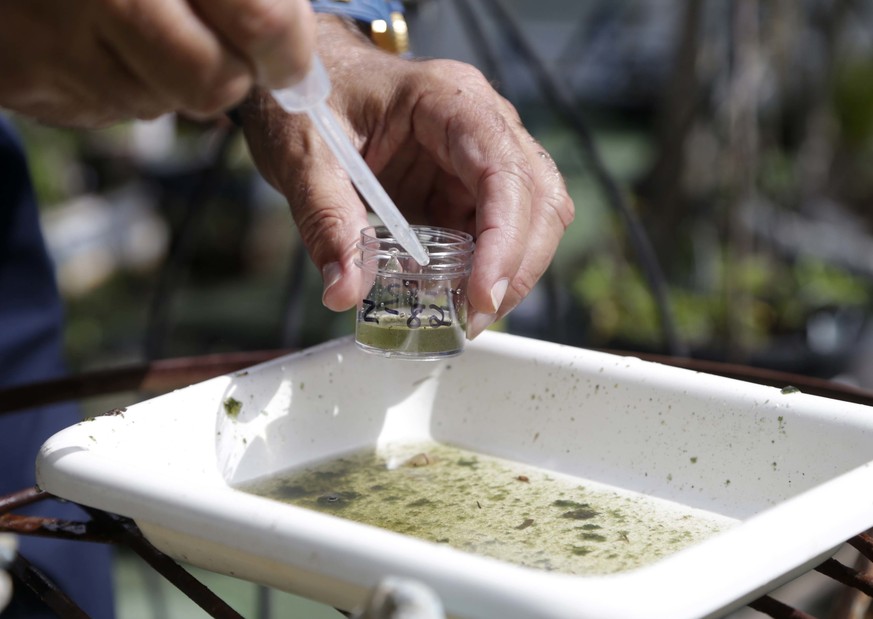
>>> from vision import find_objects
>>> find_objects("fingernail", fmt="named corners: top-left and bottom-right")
top-left (467, 312), bottom-right (497, 340)
top-left (321, 262), bottom-right (342, 306)
top-left (490, 278), bottom-right (510, 313)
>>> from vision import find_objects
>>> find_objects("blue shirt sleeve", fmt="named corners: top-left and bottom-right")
top-left (0, 115), bottom-right (115, 619)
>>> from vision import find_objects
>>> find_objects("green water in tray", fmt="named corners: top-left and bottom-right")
top-left (239, 441), bottom-right (735, 575)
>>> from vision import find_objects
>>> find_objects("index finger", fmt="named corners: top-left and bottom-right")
top-left (191, 0), bottom-right (317, 87)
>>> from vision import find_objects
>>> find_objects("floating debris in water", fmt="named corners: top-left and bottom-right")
top-left (239, 442), bottom-right (736, 575)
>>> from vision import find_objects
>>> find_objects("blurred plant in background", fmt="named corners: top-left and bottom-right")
top-left (13, 116), bottom-right (348, 371)
top-left (481, 0), bottom-right (873, 377)
top-left (572, 253), bottom-right (870, 356)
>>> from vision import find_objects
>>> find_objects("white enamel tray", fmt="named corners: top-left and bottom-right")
top-left (36, 332), bottom-right (873, 618)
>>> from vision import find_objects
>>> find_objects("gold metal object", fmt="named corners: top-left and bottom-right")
top-left (370, 11), bottom-right (409, 55)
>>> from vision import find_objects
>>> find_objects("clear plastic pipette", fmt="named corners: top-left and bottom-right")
top-left (271, 55), bottom-right (429, 266)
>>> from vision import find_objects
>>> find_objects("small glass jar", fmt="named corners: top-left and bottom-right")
top-left (355, 225), bottom-right (474, 359)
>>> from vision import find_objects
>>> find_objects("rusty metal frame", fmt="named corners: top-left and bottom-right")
top-left (3, 349), bottom-right (873, 618)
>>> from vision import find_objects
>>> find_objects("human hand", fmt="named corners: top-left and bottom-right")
top-left (242, 15), bottom-right (574, 339)
top-left (0, 0), bottom-right (316, 127)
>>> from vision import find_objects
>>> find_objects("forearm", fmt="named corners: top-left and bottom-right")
top-left (315, 12), bottom-right (377, 57)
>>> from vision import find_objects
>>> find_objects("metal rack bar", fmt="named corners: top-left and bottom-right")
top-left (0, 349), bottom-right (287, 415)
top-left (8, 552), bottom-right (91, 619)
top-left (848, 533), bottom-right (873, 561)
top-left (85, 509), bottom-right (245, 619)
top-left (816, 558), bottom-right (873, 598)
top-left (0, 486), bottom-right (46, 513)
top-left (0, 512), bottom-right (115, 544)
top-left (1, 488), bottom-right (247, 619)
top-left (747, 595), bottom-right (817, 619)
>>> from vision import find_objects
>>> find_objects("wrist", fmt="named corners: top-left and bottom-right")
top-left (315, 13), bottom-right (373, 49)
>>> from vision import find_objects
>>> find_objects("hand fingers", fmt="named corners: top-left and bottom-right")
top-left (465, 120), bottom-right (574, 338)
top-left (0, 0), bottom-right (176, 126)
top-left (243, 92), bottom-right (369, 311)
top-left (410, 62), bottom-right (534, 319)
top-left (407, 62), bottom-right (573, 337)
top-left (398, 60), bottom-right (574, 338)
top-left (85, 38), bottom-right (176, 122)
top-left (96, 0), bottom-right (253, 118)
top-left (11, 38), bottom-right (172, 127)
top-left (239, 49), bottom-right (573, 328)
top-left (500, 132), bottom-right (574, 311)
top-left (190, 0), bottom-right (316, 88)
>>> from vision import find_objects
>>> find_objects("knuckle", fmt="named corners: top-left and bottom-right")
top-left (501, 158), bottom-right (538, 202)
top-left (234, 0), bottom-right (313, 85)
top-left (117, 94), bottom-right (168, 122)
top-left (412, 59), bottom-right (494, 99)
top-left (530, 147), bottom-right (575, 231)
top-left (187, 71), bottom-right (252, 116)
top-left (100, 0), bottom-right (133, 18)
top-left (559, 193), bottom-right (576, 228)
top-left (509, 271), bottom-right (535, 304)
top-left (235, 0), bottom-right (291, 48)
top-left (546, 189), bottom-right (575, 231)
top-left (429, 59), bottom-right (489, 87)
top-left (296, 206), bottom-right (347, 258)
top-left (135, 108), bottom-right (166, 121)
top-left (497, 216), bottom-right (526, 248)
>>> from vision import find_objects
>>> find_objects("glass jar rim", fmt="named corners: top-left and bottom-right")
top-left (359, 225), bottom-right (473, 253)
top-left (356, 225), bottom-right (474, 278)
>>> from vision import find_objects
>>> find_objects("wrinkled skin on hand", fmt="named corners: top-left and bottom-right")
top-left (242, 16), bottom-right (574, 339)
top-left (0, 0), bottom-right (315, 127)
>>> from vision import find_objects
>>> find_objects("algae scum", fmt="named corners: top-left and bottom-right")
top-left (239, 442), bottom-right (734, 575)
top-left (355, 321), bottom-right (464, 355)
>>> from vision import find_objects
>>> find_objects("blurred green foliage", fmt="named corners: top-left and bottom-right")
top-left (572, 251), bottom-right (872, 353)
top-left (834, 58), bottom-right (873, 149)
